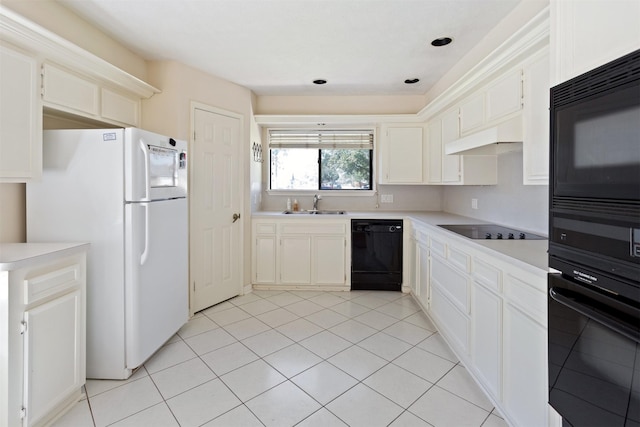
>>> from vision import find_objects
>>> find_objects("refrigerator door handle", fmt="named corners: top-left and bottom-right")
top-left (140, 203), bottom-right (150, 265)
top-left (140, 140), bottom-right (151, 201)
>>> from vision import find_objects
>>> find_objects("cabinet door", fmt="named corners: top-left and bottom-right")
top-left (42, 63), bottom-right (99, 116)
top-left (440, 109), bottom-right (461, 184)
top-left (552, 0), bottom-right (640, 84)
top-left (417, 241), bottom-right (429, 309)
top-left (459, 93), bottom-right (485, 134)
top-left (0, 44), bottom-right (42, 182)
top-left (101, 88), bottom-right (140, 126)
top-left (23, 290), bottom-right (83, 427)
top-left (503, 303), bottom-right (547, 427)
top-left (426, 120), bottom-right (442, 184)
top-left (383, 127), bottom-right (424, 184)
top-left (485, 70), bottom-right (522, 123)
top-left (255, 235), bottom-right (277, 284)
top-left (522, 52), bottom-right (550, 185)
top-left (471, 283), bottom-right (502, 400)
top-left (314, 235), bottom-right (346, 285)
top-left (280, 236), bottom-right (312, 284)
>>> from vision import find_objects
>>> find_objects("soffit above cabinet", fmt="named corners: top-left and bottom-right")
top-left (0, 6), bottom-right (160, 99)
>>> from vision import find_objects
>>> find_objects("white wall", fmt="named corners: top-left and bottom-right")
top-left (443, 148), bottom-right (548, 235)
top-left (261, 185), bottom-right (443, 213)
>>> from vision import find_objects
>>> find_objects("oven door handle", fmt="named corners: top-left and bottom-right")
top-left (549, 287), bottom-right (640, 343)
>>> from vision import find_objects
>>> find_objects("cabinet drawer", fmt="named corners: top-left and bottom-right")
top-left (256, 223), bottom-right (276, 234)
top-left (473, 257), bottom-right (502, 292)
top-left (431, 255), bottom-right (469, 312)
top-left (280, 223), bottom-right (346, 235)
top-left (24, 263), bottom-right (81, 305)
top-left (431, 286), bottom-right (469, 354)
top-left (504, 273), bottom-right (546, 324)
top-left (430, 236), bottom-right (446, 258)
top-left (447, 245), bottom-right (471, 273)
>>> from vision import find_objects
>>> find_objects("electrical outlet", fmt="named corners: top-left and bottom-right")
top-left (472, 198), bottom-right (478, 209)
top-left (381, 194), bottom-right (394, 203)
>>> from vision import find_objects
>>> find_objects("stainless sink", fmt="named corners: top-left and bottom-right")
top-left (282, 210), bottom-right (347, 215)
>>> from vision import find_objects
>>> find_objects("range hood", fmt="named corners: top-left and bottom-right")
top-left (445, 116), bottom-right (523, 155)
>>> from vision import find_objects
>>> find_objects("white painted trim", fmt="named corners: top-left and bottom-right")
top-left (0, 5), bottom-right (160, 99)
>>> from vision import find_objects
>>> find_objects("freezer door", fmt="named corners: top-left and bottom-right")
top-left (124, 198), bottom-right (188, 368)
top-left (124, 128), bottom-right (187, 202)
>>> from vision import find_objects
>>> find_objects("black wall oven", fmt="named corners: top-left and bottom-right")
top-left (548, 49), bottom-right (640, 426)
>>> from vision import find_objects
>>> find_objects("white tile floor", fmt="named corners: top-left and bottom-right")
top-left (53, 290), bottom-right (508, 427)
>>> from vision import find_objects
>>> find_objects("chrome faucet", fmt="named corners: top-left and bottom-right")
top-left (313, 194), bottom-right (322, 210)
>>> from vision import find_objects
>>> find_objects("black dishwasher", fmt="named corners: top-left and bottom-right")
top-left (351, 219), bottom-right (403, 291)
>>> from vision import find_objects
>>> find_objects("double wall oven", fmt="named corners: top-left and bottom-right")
top-left (548, 50), bottom-right (640, 426)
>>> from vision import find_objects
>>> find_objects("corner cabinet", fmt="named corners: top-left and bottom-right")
top-left (252, 218), bottom-right (349, 290)
top-left (378, 125), bottom-right (426, 184)
top-left (1, 243), bottom-right (89, 427)
top-left (0, 43), bottom-right (42, 183)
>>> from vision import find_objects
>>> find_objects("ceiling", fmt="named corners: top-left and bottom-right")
top-left (57, 0), bottom-right (522, 96)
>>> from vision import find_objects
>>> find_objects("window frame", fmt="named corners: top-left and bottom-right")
top-left (266, 128), bottom-right (377, 196)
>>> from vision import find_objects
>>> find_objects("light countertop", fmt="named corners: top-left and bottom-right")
top-left (253, 210), bottom-right (549, 273)
top-left (0, 242), bottom-right (90, 271)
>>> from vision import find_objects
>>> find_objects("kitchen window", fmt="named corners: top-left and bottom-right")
top-left (269, 129), bottom-right (373, 191)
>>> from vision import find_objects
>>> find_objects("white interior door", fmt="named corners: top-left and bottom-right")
top-left (191, 106), bottom-right (242, 313)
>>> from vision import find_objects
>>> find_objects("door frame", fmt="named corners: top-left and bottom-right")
top-left (189, 101), bottom-right (245, 316)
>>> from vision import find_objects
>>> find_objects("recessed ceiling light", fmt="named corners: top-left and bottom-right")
top-left (313, 79), bottom-right (327, 85)
top-left (431, 37), bottom-right (453, 47)
top-left (404, 78), bottom-right (420, 84)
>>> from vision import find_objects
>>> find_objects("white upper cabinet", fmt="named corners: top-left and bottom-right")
top-left (522, 49), bottom-right (550, 185)
top-left (440, 108), bottom-right (462, 184)
top-left (426, 120), bottom-right (443, 184)
top-left (379, 125), bottom-right (426, 184)
top-left (459, 92), bottom-right (485, 135)
top-left (485, 69), bottom-right (522, 124)
top-left (551, 0), bottom-right (640, 85)
top-left (0, 43), bottom-right (42, 183)
top-left (427, 108), bottom-right (497, 186)
top-left (0, 7), bottom-right (159, 182)
top-left (42, 63), bottom-right (141, 127)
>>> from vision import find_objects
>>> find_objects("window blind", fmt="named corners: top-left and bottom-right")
top-left (268, 129), bottom-right (374, 149)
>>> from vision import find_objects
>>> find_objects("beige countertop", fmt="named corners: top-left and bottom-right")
top-left (0, 242), bottom-right (90, 271)
top-left (253, 210), bottom-right (549, 274)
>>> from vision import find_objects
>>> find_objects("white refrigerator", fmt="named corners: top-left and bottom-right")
top-left (27, 128), bottom-right (189, 380)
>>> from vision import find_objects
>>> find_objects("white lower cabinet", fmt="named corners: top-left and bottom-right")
top-left (252, 219), bottom-right (348, 290)
top-left (23, 290), bottom-right (83, 427)
top-left (409, 224), bottom-right (430, 311)
top-left (280, 235), bottom-right (312, 285)
top-left (412, 223), bottom-right (548, 427)
top-left (503, 302), bottom-right (547, 427)
top-left (1, 244), bottom-right (88, 427)
top-left (471, 282), bottom-right (502, 399)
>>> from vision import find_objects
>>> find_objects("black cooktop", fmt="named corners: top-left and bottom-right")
top-left (438, 224), bottom-right (546, 240)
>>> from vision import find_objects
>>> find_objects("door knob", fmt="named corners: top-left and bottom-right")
top-left (232, 213), bottom-right (241, 223)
